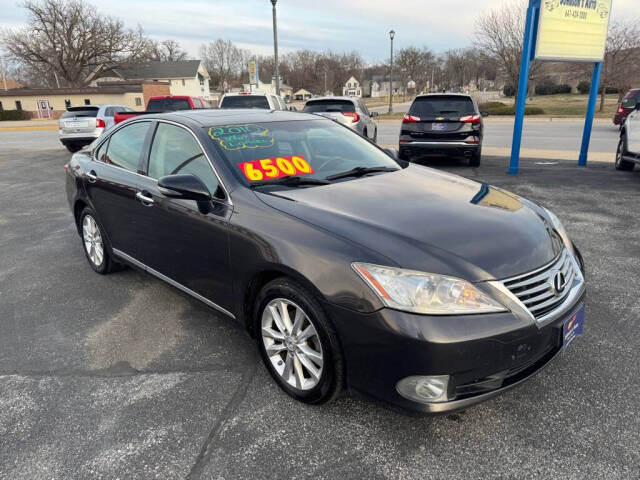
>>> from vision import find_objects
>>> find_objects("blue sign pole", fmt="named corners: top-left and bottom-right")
top-left (509, 0), bottom-right (539, 174)
top-left (578, 62), bottom-right (603, 166)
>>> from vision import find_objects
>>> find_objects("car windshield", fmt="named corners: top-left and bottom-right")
top-left (207, 119), bottom-right (400, 187)
top-left (303, 100), bottom-right (355, 113)
top-left (147, 98), bottom-right (191, 111)
top-left (409, 96), bottom-right (475, 117)
top-left (220, 95), bottom-right (270, 109)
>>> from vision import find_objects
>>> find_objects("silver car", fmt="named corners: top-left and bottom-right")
top-left (302, 96), bottom-right (378, 142)
top-left (59, 105), bottom-right (132, 152)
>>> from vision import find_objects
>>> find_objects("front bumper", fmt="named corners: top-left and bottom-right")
top-left (326, 290), bottom-right (584, 414)
top-left (399, 141), bottom-right (480, 159)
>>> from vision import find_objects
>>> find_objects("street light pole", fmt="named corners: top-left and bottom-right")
top-left (270, 0), bottom-right (280, 97)
top-left (388, 30), bottom-right (395, 114)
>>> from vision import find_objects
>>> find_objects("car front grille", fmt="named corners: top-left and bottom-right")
top-left (500, 248), bottom-right (578, 321)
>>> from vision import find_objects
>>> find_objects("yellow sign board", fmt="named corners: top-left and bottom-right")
top-left (535, 0), bottom-right (612, 62)
top-left (249, 60), bottom-right (258, 86)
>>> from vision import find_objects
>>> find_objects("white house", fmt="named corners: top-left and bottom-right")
top-left (342, 76), bottom-right (361, 97)
top-left (90, 60), bottom-right (211, 100)
top-left (242, 76), bottom-right (293, 100)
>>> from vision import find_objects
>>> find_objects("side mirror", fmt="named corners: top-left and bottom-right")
top-left (383, 147), bottom-right (399, 160)
top-left (289, 106), bottom-right (298, 112)
top-left (481, 111), bottom-right (489, 117)
top-left (371, 111), bottom-right (379, 118)
top-left (158, 174), bottom-right (212, 202)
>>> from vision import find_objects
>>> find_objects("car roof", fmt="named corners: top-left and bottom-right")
top-left (155, 109), bottom-right (320, 126)
top-left (222, 92), bottom-right (273, 97)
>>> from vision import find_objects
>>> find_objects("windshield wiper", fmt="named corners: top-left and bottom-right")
top-left (325, 166), bottom-right (398, 181)
top-left (250, 176), bottom-right (330, 188)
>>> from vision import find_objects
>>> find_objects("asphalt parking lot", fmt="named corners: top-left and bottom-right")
top-left (1, 131), bottom-right (639, 479)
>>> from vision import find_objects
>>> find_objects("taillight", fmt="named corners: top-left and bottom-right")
top-left (460, 114), bottom-right (482, 124)
top-left (618, 104), bottom-right (624, 114)
top-left (96, 118), bottom-right (106, 128)
top-left (402, 114), bottom-right (420, 123)
top-left (342, 111), bottom-right (360, 123)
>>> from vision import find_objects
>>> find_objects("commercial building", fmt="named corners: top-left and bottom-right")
top-left (0, 81), bottom-right (170, 118)
top-left (89, 60), bottom-right (211, 100)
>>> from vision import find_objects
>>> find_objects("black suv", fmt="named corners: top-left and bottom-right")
top-left (399, 94), bottom-right (484, 166)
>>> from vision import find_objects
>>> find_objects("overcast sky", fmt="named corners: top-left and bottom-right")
top-left (1, 0), bottom-right (636, 62)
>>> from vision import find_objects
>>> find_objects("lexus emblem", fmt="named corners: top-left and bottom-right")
top-left (552, 271), bottom-right (567, 296)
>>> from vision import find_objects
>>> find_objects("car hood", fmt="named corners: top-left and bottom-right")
top-left (255, 165), bottom-right (562, 281)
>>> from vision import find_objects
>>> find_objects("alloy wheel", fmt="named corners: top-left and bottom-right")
top-left (261, 298), bottom-right (324, 391)
top-left (82, 215), bottom-right (104, 267)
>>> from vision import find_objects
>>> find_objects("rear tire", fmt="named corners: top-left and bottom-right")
top-left (79, 207), bottom-right (118, 274)
top-left (615, 137), bottom-right (635, 171)
top-left (255, 278), bottom-right (344, 405)
top-left (65, 144), bottom-right (82, 153)
top-left (469, 149), bottom-right (481, 167)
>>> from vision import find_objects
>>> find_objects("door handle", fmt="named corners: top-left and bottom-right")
top-left (136, 191), bottom-right (154, 206)
top-left (86, 170), bottom-right (97, 183)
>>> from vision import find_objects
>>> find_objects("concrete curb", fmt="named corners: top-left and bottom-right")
top-left (0, 126), bottom-right (59, 132)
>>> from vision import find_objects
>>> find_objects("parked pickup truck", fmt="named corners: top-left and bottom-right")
top-left (114, 95), bottom-right (212, 124)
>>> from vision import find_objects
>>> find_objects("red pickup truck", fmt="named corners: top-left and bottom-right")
top-left (114, 95), bottom-right (212, 124)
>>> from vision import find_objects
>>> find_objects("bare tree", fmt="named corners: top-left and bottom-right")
top-left (151, 40), bottom-right (189, 62)
top-left (474, 0), bottom-right (541, 98)
top-left (600, 20), bottom-right (640, 111)
top-left (1, 0), bottom-right (154, 87)
top-left (395, 46), bottom-right (436, 91)
top-left (200, 39), bottom-right (247, 91)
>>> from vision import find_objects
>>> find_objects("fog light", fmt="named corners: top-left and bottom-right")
top-left (396, 375), bottom-right (450, 404)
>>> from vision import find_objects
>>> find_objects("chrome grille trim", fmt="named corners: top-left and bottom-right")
top-left (497, 248), bottom-right (584, 325)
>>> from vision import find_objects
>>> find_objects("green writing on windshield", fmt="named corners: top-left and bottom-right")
top-left (208, 124), bottom-right (274, 151)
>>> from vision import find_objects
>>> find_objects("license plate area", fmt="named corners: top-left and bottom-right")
top-left (562, 305), bottom-right (584, 349)
top-left (431, 123), bottom-right (446, 131)
top-left (66, 121), bottom-right (89, 128)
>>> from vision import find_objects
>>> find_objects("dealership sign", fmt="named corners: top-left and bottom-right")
top-left (249, 60), bottom-right (258, 86)
top-left (535, 0), bottom-right (613, 62)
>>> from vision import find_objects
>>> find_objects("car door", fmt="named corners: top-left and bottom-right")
top-left (84, 121), bottom-right (153, 257)
top-left (627, 107), bottom-right (640, 155)
top-left (133, 121), bottom-right (234, 313)
top-left (358, 100), bottom-right (375, 139)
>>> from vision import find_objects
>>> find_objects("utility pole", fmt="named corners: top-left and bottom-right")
top-left (388, 30), bottom-right (395, 114)
top-left (324, 70), bottom-right (327, 94)
top-left (270, 0), bottom-right (280, 96)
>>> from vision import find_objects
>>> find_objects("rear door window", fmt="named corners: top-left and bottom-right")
top-left (60, 107), bottom-right (99, 119)
top-left (409, 96), bottom-right (476, 118)
top-left (220, 95), bottom-right (270, 109)
top-left (303, 100), bottom-right (356, 113)
top-left (104, 122), bottom-right (151, 173)
top-left (147, 98), bottom-right (191, 111)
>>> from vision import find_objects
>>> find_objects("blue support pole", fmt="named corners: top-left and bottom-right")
top-left (578, 62), bottom-right (603, 166)
top-left (509, 1), bottom-right (538, 175)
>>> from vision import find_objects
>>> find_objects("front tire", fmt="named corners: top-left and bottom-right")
top-left (79, 207), bottom-right (118, 274)
top-left (615, 136), bottom-right (635, 171)
top-left (255, 278), bottom-right (344, 404)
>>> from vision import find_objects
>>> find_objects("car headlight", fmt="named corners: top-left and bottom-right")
top-left (352, 263), bottom-right (507, 315)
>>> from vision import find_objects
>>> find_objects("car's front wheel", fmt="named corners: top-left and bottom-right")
top-left (255, 278), bottom-right (344, 404)
top-left (615, 136), bottom-right (635, 171)
top-left (79, 207), bottom-right (118, 274)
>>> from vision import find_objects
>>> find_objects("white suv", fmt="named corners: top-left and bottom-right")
top-left (616, 99), bottom-right (640, 171)
top-left (219, 92), bottom-right (290, 110)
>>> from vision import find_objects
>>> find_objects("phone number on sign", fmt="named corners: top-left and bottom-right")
top-left (238, 155), bottom-right (315, 181)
